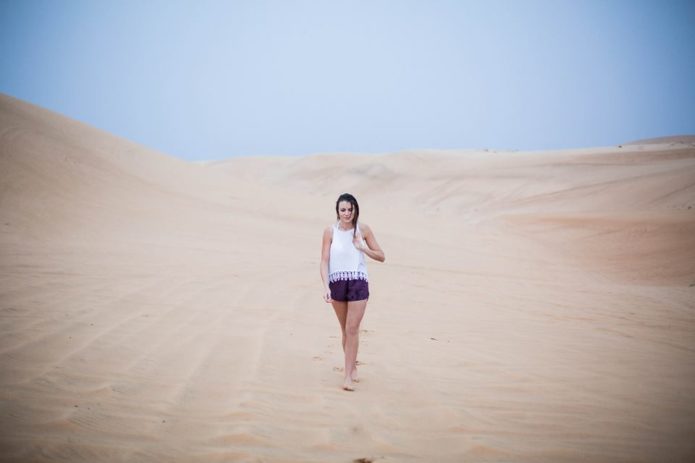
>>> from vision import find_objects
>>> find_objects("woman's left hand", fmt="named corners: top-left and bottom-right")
top-left (353, 236), bottom-right (365, 252)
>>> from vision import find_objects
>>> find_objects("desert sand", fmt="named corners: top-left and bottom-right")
top-left (1, 92), bottom-right (694, 462)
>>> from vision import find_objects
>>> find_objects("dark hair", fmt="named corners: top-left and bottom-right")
top-left (335, 193), bottom-right (360, 237)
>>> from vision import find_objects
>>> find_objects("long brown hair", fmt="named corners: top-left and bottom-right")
top-left (335, 193), bottom-right (360, 237)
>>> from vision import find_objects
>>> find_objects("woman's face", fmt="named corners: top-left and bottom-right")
top-left (337, 201), bottom-right (354, 224)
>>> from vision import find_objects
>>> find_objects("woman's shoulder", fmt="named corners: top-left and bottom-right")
top-left (323, 224), bottom-right (335, 236)
top-left (357, 222), bottom-right (373, 235)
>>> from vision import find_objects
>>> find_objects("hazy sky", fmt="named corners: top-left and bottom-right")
top-left (1, 0), bottom-right (694, 161)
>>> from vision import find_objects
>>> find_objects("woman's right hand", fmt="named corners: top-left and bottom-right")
top-left (324, 290), bottom-right (332, 303)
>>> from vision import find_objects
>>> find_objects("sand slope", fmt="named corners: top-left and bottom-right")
top-left (1, 93), bottom-right (694, 462)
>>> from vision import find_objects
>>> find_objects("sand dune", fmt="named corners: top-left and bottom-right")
top-left (1, 92), bottom-right (694, 462)
top-left (625, 135), bottom-right (695, 145)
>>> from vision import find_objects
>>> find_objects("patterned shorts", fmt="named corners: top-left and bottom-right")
top-left (329, 278), bottom-right (370, 302)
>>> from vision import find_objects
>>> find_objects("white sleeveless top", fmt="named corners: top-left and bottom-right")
top-left (328, 223), bottom-right (368, 283)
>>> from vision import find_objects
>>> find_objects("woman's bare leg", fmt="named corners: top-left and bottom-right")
top-left (331, 300), bottom-right (347, 352)
top-left (343, 299), bottom-right (367, 391)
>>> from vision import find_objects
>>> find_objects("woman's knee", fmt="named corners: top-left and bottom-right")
top-left (345, 324), bottom-right (360, 337)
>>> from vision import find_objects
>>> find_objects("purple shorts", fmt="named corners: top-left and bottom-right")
top-left (329, 279), bottom-right (369, 302)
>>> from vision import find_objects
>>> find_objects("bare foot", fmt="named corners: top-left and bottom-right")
top-left (342, 377), bottom-right (355, 391)
top-left (351, 366), bottom-right (360, 383)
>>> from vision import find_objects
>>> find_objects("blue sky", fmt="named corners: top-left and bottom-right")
top-left (1, 0), bottom-right (694, 161)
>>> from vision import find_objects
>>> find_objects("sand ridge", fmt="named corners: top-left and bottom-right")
top-left (1, 93), bottom-right (694, 462)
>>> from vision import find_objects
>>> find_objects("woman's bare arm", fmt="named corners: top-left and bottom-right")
top-left (320, 227), bottom-right (333, 301)
top-left (355, 223), bottom-right (385, 263)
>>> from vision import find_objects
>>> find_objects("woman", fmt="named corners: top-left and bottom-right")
top-left (320, 193), bottom-right (385, 391)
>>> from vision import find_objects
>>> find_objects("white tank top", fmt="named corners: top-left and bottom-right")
top-left (328, 223), bottom-right (368, 283)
